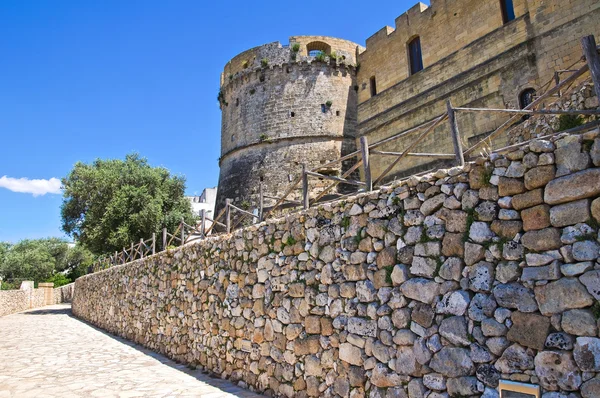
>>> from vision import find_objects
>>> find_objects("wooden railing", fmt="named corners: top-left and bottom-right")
top-left (90, 35), bottom-right (600, 273)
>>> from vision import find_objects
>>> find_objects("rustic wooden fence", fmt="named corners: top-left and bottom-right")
top-left (90, 35), bottom-right (600, 273)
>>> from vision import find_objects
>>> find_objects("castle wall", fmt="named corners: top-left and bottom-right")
top-left (356, 0), bottom-right (600, 182)
top-left (73, 130), bottom-right (600, 397)
top-left (217, 39), bottom-right (360, 217)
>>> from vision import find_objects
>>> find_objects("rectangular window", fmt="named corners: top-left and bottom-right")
top-left (370, 76), bottom-right (377, 97)
top-left (500, 0), bottom-right (515, 24)
top-left (408, 37), bottom-right (424, 75)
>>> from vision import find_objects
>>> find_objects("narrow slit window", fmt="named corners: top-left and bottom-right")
top-left (500, 0), bottom-right (515, 24)
top-left (370, 76), bottom-right (377, 97)
top-left (408, 37), bottom-right (424, 75)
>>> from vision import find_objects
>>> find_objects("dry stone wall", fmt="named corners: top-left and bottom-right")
top-left (73, 130), bottom-right (600, 398)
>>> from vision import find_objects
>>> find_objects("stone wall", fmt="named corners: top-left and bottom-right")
top-left (54, 283), bottom-right (75, 304)
top-left (73, 130), bottom-right (600, 398)
top-left (356, 0), bottom-right (600, 181)
top-left (0, 282), bottom-right (76, 317)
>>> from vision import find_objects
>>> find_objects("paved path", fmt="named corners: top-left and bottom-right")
top-left (0, 304), bottom-right (263, 398)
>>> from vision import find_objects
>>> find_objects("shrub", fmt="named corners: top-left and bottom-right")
top-left (291, 43), bottom-right (300, 52)
top-left (557, 114), bottom-right (584, 132)
top-left (315, 51), bottom-right (326, 62)
top-left (261, 58), bottom-right (268, 67)
top-left (259, 133), bottom-right (270, 142)
top-left (325, 100), bottom-right (333, 108)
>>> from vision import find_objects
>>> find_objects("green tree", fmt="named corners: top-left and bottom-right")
top-left (0, 239), bottom-right (61, 286)
top-left (61, 153), bottom-right (195, 255)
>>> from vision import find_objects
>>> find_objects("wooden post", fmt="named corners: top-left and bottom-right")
top-left (162, 228), bottom-right (167, 250)
top-left (581, 35), bottom-right (600, 104)
top-left (130, 242), bottom-right (134, 261)
top-left (554, 71), bottom-right (561, 97)
top-left (446, 100), bottom-right (465, 167)
top-left (359, 136), bottom-right (372, 191)
top-left (180, 217), bottom-right (185, 245)
top-left (258, 183), bottom-right (264, 222)
top-left (152, 233), bottom-right (156, 255)
top-left (200, 210), bottom-right (206, 238)
top-left (140, 238), bottom-right (144, 258)
top-left (225, 199), bottom-right (231, 233)
top-left (114, 251), bottom-right (118, 265)
top-left (302, 164), bottom-right (309, 209)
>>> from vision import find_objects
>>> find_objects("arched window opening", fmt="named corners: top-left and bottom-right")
top-left (500, 0), bottom-right (515, 24)
top-left (370, 76), bottom-right (377, 97)
top-left (408, 37), bottom-right (424, 75)
top-left (519, 88), bottom-right (536, 109)
top-left (519, 88), bottom-right (536, 120)
top-left (307, 41), bottom-right (331, 57)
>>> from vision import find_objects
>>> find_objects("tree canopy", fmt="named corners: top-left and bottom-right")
top-left (0, 238), bottom-right (93, 289)
top-left (61, 153), bottom-right (195, 255)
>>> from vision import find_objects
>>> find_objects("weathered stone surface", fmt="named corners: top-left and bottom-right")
top-left (468, 262), bottom-right (494, 292)
top-left (496, 261), bottom-right (520, 283)
top-left (581, 378), bottom-right (600, 398)
top-left (524, 165), bottom-right (555, 190)
top-left (493, 283), bottom-right (538, 312)
top-left (545, 332), bottom-right (574, 350)
top-left (535, 278), bottom-right (595, 315)
top-left (529, 139), bottom-right (555, 153)
top-left (400, 278), bottom-right (440, 304)
top-left (561, 309), bottom-right (598, 336)
top-left (490, 220), bottom-right (522, 239)
top-left (555, 136), bottom-right (590, 177)
top-left (468, 293), bottom-right (497, 321)
top-left (476, 364), bottom-right (500, 388)
top-left (421, 194), bottom-right (446, 216)
top-left (464, 242), bottom-right (485, 266)
top-left (395, 346), bottom-right (418, 376)
top-left (441, 232), bottom-right (463, 257)
top-left (512, 188), bottom-right (544, 210)
top-left (507, 312), bottom-right (550, 350)
top-left (502, 241), bottom-right (524, 261)
top-left (438, 257), bottom-right (463, 281)
top-left (481, 318), bottom-right (507, 337)
top-left (592, 197), bottom-right (600, 223)
top-left (579, 270), bottom-right (600, 300)
top-left (495, 344), bottom-right (534, 373)
top-left (550, 199), bottom-right (591, 227)
top-left (412, 303), bottom-right (435, 328)
top-left (521, 204), bottom-right (551, 231)
top-left (544, 168), bottom-right (600, 205)
top-left (521, 228), bottom-right (561, 251)
top-left (376, 246), bottom-right (397, 268)
top-left (436, 290), bottom-right (470, 316)
top-left (439, 316), bottom-right (470, 346)
top-left (498, 177), bottom-right (525, 197)
top-left (469, 222), bottom-right (494, 243)
top-left (423, 373), bottom-right (445, 390)
top-left (390, 264), bottom-right (409, 286)
top-left (339, 343), bottom-right (363, 366)
top-left (429, 347), bottom-right (474, 377)
top-left (475, 201), bottom-right (497, 222)
top-left (347, 317), bottom-right (377, 337)
top-left (535, 351), bottom-right (582, 391)
top-left (446, 377), bottom-right (480, 397)
top-left (521, 261), bottom-right (561, 282)
top-left (572, 240), bottom-right (600, 261)
top-left (574, 337), bottom-right (600, 371)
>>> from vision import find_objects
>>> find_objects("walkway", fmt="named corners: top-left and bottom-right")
top-left (0, 304), bottom-right (263, 398)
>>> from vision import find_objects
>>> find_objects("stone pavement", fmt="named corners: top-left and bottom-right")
top-left (0, 304), bottom-right (263, 398)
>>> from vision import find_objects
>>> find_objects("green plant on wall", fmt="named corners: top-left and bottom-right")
top-left (315, 51), bottom-right (327, 62)
top-left (261, 58), bottom-right (268, 67)
top-left (249, 88), bottom-right (256, 95)
top-left (557, 114), bottom-right (584, 132)
top-left (291, 43), bottom-right (300, 52)
top-left (217, 91), bottom-right (228, 106)
top-left (259, 133), bottom-right (270, 142)
top-left (325, 100), bottom-right (333, 108)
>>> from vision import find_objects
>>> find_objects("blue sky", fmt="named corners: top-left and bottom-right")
top-left (0, 0), bottom-right (423, 243)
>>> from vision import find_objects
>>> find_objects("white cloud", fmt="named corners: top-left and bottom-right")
top-left (0, 175), bottom-right (62, 196)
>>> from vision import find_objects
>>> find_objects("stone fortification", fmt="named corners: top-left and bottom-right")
top-left (73, 130), bottom-right (600, 397)
top-left (216, 36), bottom-right (361, 218)
top-left (356, 0), bottom-right (600, 181)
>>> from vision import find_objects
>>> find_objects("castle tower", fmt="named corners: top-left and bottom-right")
top-left (216, 36), bottom-right (362, 219)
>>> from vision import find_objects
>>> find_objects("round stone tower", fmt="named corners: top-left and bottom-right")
top-left (216, 36), bottom-right (362, 219)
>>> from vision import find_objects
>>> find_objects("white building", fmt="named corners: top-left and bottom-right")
top-left (187, 187), bottom-right (217, 231)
